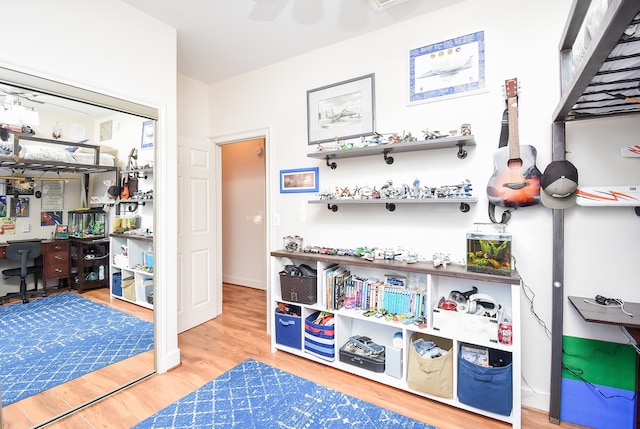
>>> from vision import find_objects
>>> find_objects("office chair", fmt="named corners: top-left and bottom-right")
top-left (1, 242), bottom-right (45, 304)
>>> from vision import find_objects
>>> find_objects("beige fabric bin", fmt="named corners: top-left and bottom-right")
top-left (407, 332), bottom-right (453, 398)
top-left (122, 276), bottom-right (136, 301)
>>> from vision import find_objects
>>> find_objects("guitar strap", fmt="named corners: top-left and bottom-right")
top-left (488, 108), bottom-right (514, 224)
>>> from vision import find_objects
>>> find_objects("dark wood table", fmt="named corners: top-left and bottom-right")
top-left (568, 296), bottom-right (640, 424)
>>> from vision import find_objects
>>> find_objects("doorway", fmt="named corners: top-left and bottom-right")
top-left (221, 138), bottom-right (266, 290)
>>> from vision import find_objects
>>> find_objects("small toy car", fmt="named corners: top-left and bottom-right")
top-left (348, 335), bottom-right (384, 356)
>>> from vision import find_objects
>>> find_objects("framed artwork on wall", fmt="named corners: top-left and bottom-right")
top-left (307, 74), bottom-right (376, 145)
top-left (280, 167), bottom-right (319, 194)
top-left (408, 30), bottom-right (486, 104)
top-left (141, 120), bottom-right (155, 149)
top-left (5, 178), bottom-right (35, 196)
top-left (10, 196), bottom-right (29, 217)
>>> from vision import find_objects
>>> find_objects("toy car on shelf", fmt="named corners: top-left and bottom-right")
top-left (346, 335), bottom-right (384, 356)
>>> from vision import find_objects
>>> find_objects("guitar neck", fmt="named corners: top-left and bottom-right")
top-left (507, 95), bottom-right (520, 160)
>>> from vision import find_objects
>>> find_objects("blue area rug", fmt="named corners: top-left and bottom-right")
top-left (0, 292), bottom-right (154, 406)
top-left (134, 358), bottom-right (437, 429)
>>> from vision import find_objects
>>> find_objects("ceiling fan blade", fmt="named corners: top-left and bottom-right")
top-left (249, 0), bottom-right (289, 21)
top-left (0, 87), bottom-right (45, 104)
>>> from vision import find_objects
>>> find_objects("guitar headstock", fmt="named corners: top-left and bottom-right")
top-left (504, 78), bottom-right (519, 99)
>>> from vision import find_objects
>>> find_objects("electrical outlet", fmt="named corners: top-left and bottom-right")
top-left (22, 224), bottom-right (30, 232)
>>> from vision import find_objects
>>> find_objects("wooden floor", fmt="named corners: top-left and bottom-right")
top-left (5, 284), bottom-right (586, 429)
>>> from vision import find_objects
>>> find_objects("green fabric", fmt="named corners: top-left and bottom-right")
top-left (562, 335), bottom-right (636, 391)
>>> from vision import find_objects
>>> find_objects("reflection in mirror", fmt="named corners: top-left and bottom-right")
top-left (0, 78), bottom-right (156, 428)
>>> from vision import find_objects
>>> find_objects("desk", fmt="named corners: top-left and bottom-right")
top-left (0, 240), bottom-right (71, 295)
top-left (568, 296), bottom-right (640, 425)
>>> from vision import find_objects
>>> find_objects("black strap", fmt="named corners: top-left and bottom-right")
top-left (498, 108), bottom-right (509, 148)
top-left (488, 107), bottom-right (513, 224)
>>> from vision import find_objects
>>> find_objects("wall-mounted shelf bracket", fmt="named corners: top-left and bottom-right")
top-left (325, 156), bottom-right (337, 170)
top-left (383, 150), bottom-right (394, 165)
top-left (457, 143), bottom-right (468, 159)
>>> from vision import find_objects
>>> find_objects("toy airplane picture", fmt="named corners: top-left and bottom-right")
top-left (621, 145), bottom-right (640, 157)
top-left (418, 55), bottom-right (474, 78)
top-left (325, 107), bottom-right (360, 123)
top-left (576, 186), bottom-right (640, 206)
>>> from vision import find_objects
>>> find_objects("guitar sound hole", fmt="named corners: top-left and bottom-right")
top-left (504, 157), bottom-right (528, 189)
top-left (507, 158), bottom-right (523, 169)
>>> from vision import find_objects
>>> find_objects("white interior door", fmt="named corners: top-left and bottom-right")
top-left (177, 135), bottom-right (220, 333)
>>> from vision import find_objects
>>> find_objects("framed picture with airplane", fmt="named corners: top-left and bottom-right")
top-left (4, 178), bottom-right (35, 196)
top-left (408, 30), bottom-right (486, 104)
top-left (306, 74), bottom-right (376, 145)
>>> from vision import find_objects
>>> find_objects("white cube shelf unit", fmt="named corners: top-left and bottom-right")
top-left (270, 249), bottom-right (522, 428)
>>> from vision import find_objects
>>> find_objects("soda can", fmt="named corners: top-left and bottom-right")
top-left (499, 318), bottom-right (512, 345)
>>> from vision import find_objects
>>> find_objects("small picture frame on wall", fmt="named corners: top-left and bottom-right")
top-left (280, 167), bottom-right (319, 194)
top-left (10, 197), bottom-right (29, 217)
top-left (307, 74), bottom-right (376, 145)
top-left (141, 120), bottom-right (155, 149)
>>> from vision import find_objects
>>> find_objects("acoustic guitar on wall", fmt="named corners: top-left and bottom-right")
top-left (119, 148), bottom-right (136, 200)
top-left (486, 78), bottom-right (541, 208)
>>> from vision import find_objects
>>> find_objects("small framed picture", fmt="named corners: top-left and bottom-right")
top-left (54, 224), bottom-right (69, 239)
top-left (141, 120), bottom-right (155, 149)
top-left (280, 167), bottom-right (319, 194)
top-left (10, 197), bottom-right (29, 217)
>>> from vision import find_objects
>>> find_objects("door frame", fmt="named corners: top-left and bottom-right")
top-left (211, 127), bottom-right (272, 333)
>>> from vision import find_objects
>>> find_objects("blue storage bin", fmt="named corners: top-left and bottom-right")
top-left (304, 312), bottom-right (335, 361)
top-left (275, 305), bottom-right (302, 350)
top-left (458, 346), bottom-right (512, 416)
top-left (112, 272), bottom-right (122, 297)
top-left (304, 336), bottom-right (335, 361)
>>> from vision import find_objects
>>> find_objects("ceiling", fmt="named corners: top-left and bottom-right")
top-left (121, 0), bottom-right (465, 85)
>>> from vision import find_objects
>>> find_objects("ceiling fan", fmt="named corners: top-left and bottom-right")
top-left (0, 84), bottom-right (90, 115)
top-left (367, 0), bottom-right (409, 11)
top-left (249, 0), bottom-right (409, 21)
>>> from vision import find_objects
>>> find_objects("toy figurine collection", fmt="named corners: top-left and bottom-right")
top-left (319, 179), bottom-right (473, 201)
top-left (313, 123), bottom-right (472, 153)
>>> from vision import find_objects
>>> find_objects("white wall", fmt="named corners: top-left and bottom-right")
top-left (1, 0), bottom-right (180, 373)
top-left (206, 0), bottom-right (640, 412)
